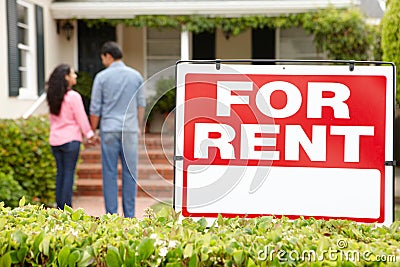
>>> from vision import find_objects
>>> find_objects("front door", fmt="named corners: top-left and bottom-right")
top-left (77, 21), bottom-right (116, 115)
top-left (78, 21), bottom-right (116, 78)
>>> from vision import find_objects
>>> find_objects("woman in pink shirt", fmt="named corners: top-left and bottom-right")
top-left (46, 64), bottom-right (95, 209)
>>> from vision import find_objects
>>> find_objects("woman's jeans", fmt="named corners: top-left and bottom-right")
top-left (101, 131), bottom-right (138, 218)
top-left (51, 141), bottom-right (80, 209)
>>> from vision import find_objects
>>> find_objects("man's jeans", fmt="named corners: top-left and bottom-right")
top-left (101, 131), bottom-right (138, 218)
top-left (51, 141), bottom-right (81, 209)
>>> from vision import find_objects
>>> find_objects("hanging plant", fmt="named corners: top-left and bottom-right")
top-left (84, 6), bottom-right (380, 62)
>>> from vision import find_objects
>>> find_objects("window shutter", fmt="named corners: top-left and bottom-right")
top-left (36, 5), bottom-right (45, 95)
top-left (7, 0), bottom-right (20, 97)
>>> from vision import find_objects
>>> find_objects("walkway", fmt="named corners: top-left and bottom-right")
top-left (72, 196), bottom-right (160, 219)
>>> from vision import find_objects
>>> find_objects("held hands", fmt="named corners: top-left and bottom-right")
top-left (85, 134), bottom-right (100, 146)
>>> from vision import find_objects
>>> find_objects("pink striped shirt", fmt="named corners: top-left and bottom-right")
top-left (49, 90), bottom-right (94, 146)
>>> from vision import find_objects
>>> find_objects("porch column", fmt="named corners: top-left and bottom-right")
top-left (180, 30), bottom-right (190, 60)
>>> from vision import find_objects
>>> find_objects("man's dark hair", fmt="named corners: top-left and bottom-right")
top-left (101, 41), bottom-right (123, 59)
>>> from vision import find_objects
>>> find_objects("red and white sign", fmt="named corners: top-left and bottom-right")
top-left (174, 63), bottom-right (395, 225)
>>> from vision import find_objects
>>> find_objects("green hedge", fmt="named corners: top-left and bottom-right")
top-left (0, 172), bottom-right (27, 208)
top-left (74, 71), bottom-right (93, 100)
top-left (0, 116), bottom-right (56, 207)
top-left (381, 0), bottom-right (400, 104)
top-left (1, 201), bottom-right (399, 266)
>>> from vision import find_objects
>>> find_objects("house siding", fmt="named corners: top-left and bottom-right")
top-left (1, 0), bottom-right (65, 119)
top-left (216, 29), bottom-right (251, 60)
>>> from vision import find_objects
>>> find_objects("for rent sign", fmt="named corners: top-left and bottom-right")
top-left (174, 62), bottom-right (395, 225)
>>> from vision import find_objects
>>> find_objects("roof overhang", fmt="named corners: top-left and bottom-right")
top-left (51, 0), bottom-right (358, 19)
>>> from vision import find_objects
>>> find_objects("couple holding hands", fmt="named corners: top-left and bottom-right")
top-left (47, 41), bottom-right (145, 218)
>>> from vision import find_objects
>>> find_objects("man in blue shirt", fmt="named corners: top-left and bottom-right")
top-left (90, 41), bottom-right (146, 218)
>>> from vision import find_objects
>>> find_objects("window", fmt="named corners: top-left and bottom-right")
top-left (278, 27), bottom-right (325, 60)
top-left (7, 0), bottom-right (44, 98)
top-left (17, 0), bottom-right (37, 99)
top-left (146, 28), bottom-right (180, 78)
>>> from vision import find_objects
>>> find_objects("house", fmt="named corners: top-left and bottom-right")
top-left (1, 0), bottom-right (385, 119)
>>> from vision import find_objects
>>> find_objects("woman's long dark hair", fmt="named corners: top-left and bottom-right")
top-left (46, 64), bottom-right (70, 115)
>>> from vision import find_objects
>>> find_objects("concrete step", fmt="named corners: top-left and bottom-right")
top-left (80, 148), bottom-right (174, 165)
top-left (141, 134), bottom-right (174, 149)
top-left (80, 134), bottom-right (174, 150)
top-left (75, 134), bottom-right (175, 197)
top-left (77, 163), bottom-right (174, 180)
top-left (74, 178), bottom-right (173, 199)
